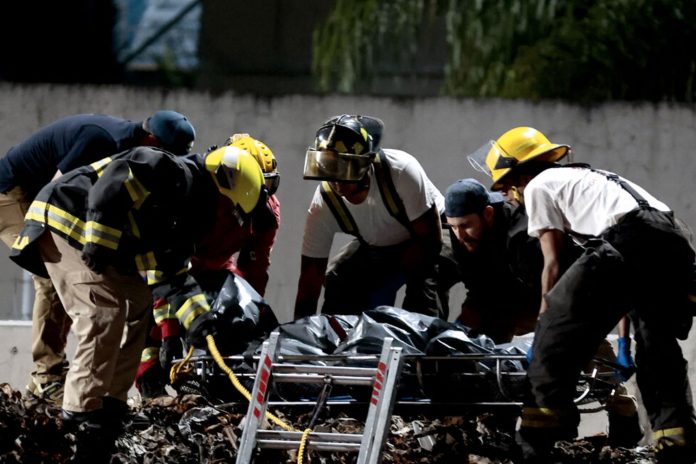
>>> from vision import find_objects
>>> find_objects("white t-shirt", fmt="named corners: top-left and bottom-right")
top-left (302, 148), bottom-right (444, 258)
top-left (525, 166), bottom-right (670, 238)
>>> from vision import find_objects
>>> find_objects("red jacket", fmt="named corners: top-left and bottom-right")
top-left (190, 193), bottom-right (280, 296)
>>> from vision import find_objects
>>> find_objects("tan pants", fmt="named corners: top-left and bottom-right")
top-left (39, 232), bottom-right (152, 412)
top-left (0, 187), bottom-right (70, 385)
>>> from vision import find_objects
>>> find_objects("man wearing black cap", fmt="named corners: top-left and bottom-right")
top-left (0, 110), bottom-right (195, 404)
top-left (438, 178), bottom-right (542, 341)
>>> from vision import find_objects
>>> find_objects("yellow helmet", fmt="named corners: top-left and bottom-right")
top-left (205, 145), bottom-right (264, 214)
top-left (226, 133), bottom-right (280, 195)
top-left (468, 127), bottom-right (570, 191)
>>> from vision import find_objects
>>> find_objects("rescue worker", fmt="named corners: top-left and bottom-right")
top-left (438, 178), bottom-right (539, 338)
top-left (0, 111), bottom-right (196, 404)
top-left (469, 126), bottom-right (696, 462)
top-left (441, 177), bottom-right (642, 447)
top-left (10, 144), bottom-right (263, 461)
top-left (294, 114), bottom-right (444, 319)
top-left (136, 134), bottom-right (281, 397)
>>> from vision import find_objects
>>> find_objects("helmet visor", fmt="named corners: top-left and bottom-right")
top-left (467, 140), bottom-right (498, 178)
top-left (303, 149), bottom-right (374, 182)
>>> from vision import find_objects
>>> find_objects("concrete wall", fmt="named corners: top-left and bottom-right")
top-left (1, 85), bottom-right (695, 409)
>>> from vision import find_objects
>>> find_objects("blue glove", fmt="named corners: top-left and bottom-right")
top-left (616, 336), bottom-right (636, 381)
top-left (525, 344), bottom-right (534, 365)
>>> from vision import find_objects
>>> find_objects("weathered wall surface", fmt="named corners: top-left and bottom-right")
top-left (0, 85), bottom-right (695, 411)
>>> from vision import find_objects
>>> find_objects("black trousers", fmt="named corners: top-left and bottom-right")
top-left (525, 209), bottom-right (696, 436)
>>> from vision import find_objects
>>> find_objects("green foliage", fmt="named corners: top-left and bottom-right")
top-left (312, 0), bottom-right (434, 93)
top-left (312, 0), bottom-right (696, 102)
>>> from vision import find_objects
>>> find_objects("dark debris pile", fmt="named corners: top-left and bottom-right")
top-left (0, 383), bottom-right (657, 463)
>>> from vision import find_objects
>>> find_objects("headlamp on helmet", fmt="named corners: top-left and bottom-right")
top-left (205, 146), bottom-right (264, 214)
top-left (304, 115), bottom-right (376, 182)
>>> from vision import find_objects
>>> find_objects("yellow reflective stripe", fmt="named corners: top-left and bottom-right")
top-left (374, 153), bottom-right (399, 215)
top-left (146, 266), bottom-right (188, 285)
top-left (140, 347), bottom-right (159, 363)
top-left (85, 221), bottom-right (121, 250)
top-left (89, 157), bottom-right (113, 177)
top-left (153, 304), bottom-right (175, 324)
top-left (25, 201), bottom-right (48, 221)
top-left (135, 252), bottom-right (157, 271)
top-left (28, 202), bottom-right (87, 245)
top-left (653, 427), bottom-right (687, 446)
top-left (321, 182), bottom-right (357, 234)
top-left (127, 211), bottom-right (141, 239)
top-left (12, 235), bottom-right (30, 251)
top-left (520, 407), bottom-right (564, 428)
top-left (147, 270), bottom-right (165, 285)
top-left (175, 294), bottom-right (209, 329)
top-left (25, 201), bottom-right (122, 249)
top-left (689, 294), bottom-right (696, 303)
top-left (124, 167), bottom-right (150, 209)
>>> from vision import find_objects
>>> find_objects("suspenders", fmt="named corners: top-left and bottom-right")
top-left (564, 163), bottom-right (651, 209)
top-left (320, 150), bottom-right (414, 241)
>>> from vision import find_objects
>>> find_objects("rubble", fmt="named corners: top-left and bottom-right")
top-left (0, 383), bottom-right (659, 463)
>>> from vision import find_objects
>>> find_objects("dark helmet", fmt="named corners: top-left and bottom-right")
top-left (321, 114), bottom-right (385, 152)
top-left (303, 114), bottom-right (379, 182)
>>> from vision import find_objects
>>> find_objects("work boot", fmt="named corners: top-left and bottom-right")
top-left (25, 378), bottom-right (64, 406)
top-left (62, 408), bottom-right (119, 463)
top-left (654, 438), bottom-right (696, 464)
top-left (137, 365), bottom-right (168, 399)
top-left (516, 426), bottom-right (575, 463)
top-left (607, 411), bottom-right (643, 448)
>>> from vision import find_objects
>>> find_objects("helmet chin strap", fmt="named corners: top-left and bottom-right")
top-left (355, 173), bottom-right (370, 192)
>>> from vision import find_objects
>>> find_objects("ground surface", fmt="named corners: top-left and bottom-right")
top-left (0, 383), bottom-right (658, 463)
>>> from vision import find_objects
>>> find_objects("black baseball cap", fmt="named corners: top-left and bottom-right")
top-left (146, 110), bottom-right (196, 155)
top-left (444, 178), bottom-right (504, 217)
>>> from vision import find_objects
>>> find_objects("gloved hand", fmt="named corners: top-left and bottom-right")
top-left (525, 344), bottom-right (534, 365)
top-left (615, 336), bottom-right (636, 381)
top-left (186, 311), bottom-right (218, 348)
top-left (159, 336), bottom-right (183, 372)
top-left (81, 243), bottom-right (114, 274)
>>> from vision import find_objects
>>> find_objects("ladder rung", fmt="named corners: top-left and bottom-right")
top-left (257, 439), bottom-right (363, 452)
top-left (258, 430), bottom-right (363, 443)
top-left (272, 373), bottom-right (374, 385)
top-left (273, 364), bottom-right (377, 377)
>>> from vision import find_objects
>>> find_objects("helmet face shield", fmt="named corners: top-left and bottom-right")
top-left (467, 140), bottom-right (498, 178)
top-left (303, 148), bottom-right (374, 182)
top-left (467, 140), bottom-right (519, 190)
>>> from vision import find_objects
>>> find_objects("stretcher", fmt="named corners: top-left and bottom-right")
top-left (174, 348), bottom-right (621, 413)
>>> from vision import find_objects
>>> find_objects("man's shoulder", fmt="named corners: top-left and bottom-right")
top-left (381, 148), bottom-right (418, 165)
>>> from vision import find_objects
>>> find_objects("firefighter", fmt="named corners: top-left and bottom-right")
top-left (294, 114), bottom-right (444, 320)
top-left (10, 144), bottom-right (263, 462)
top-left (136, 134), bottom-right (281, 398)
top-left (0, 111), bottom-right (195, 405)
top-left (469, 126), bottom-right (696, 462)
top-left (441, 177), bottom-right (642, 447)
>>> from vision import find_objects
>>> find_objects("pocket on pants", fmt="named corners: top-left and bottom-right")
top-left (0, 200), bottom-right (28, 240)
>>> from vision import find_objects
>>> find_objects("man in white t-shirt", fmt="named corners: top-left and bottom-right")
top-left (294, 115), bottom-right (444, 320)
top-left (469, 126), bottom-right (696, 462)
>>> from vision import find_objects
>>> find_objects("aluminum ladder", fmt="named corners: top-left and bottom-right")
top-left (236, 331), bottom-right (404, 464)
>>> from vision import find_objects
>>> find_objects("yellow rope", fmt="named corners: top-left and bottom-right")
top-left (205, 334), bottom-right (295, 432)
top-left (297, 427), bottom-right (312, 464)
top-left (169, 345), bottom-right (195, 384)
